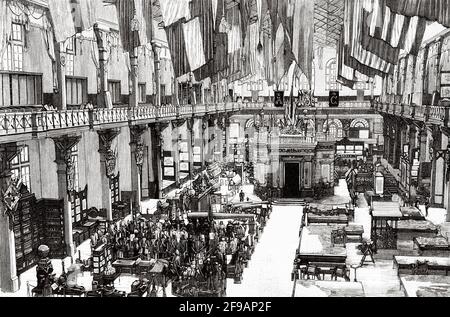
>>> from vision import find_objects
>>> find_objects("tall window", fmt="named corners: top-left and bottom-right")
top-left (66, 77), bottom-right (87, 106)
top-left (11, 145), bottom-right (31, 191)
top-left (2, 23), bottom-right (24, 71)
top-left (138, 83), bottom-right (146, 103)
top-left (325, 59), bottom-right (340, 91)
top-left (108, 81), bottom-right (121, 104)
top-left (0, 73), bottom-right (42, 107)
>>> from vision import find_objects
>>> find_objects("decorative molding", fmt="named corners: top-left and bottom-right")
top-left (53, 135), bottom-right (82, 193)
top-left (98, 129), bottom-right (120, 179)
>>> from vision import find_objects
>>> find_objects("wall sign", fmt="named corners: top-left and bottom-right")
top-left (329, 91), bottom-right (339, 107)
top-left (274, 90), bottom-right (284, 107)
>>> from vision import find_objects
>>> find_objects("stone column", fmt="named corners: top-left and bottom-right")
top-left (0, 144), bottom-right (22, 292)
top-left (130, 126), bottom-right (147, 214)
top-left (154, 123), bottom-right (168, 199)
top-left (202, 116), bottom-right (209, 168)
top-left (151, 43), bottom-right (161, 106)
top-left (129, 47), bottom-right (139, 109)
top-left (216, 116), bottom-right (225, 162)
top-left (187, 118), bottom-right (195, 180)
top-left (53, 136), bottom-right (81, 257)
top-left (98, 130), bottom-right (120, 221)
top-left (94, 24), bottom-right (109, 108)
top-left (172, 120), bottom-right (185, 187)
top-left (53, 41), bottom-right (67, 110)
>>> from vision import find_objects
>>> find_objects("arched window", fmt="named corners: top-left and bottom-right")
top-left (323, 119), bottom-right (343, 139)
top-left (325, 59), bottom-right (340, 91)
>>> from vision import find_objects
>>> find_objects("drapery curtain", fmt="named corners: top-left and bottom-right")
top-left (385, 0), bottom-right (450, 28)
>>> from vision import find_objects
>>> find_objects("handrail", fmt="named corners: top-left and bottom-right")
top-left (0, 101), bottom-right (375, 137)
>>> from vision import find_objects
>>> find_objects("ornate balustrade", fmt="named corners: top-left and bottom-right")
top-left (0, 100), bottom-right (380, 138)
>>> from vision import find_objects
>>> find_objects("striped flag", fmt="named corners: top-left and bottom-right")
top-left (362, 0), bottom-right (426, 59)
top-left (385, 0), bottom-right (450, 28)
top-left (343, 0), bottom-right (393, 76)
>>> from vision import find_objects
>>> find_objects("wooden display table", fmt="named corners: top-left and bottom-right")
top-left (413, 237), bottom-right (450, 257)
top-left (370, 202), bottom-right (402, 250)
top-left (298, 225), bottom-right (347, 265)
top-left (400, 275), bottom-right (450, 297)
top-left (391, 220), bottom-right (439, 252)
top-left (112, 259), bottom-right (137, 274)
top-left (394, 256), bottom-right (450, 276)
top-left (400, 207), bottom-right (425, 220)
top-left (307, 214), bottom-right (349, 225)
top-left (344, 225), bottom-right (364, 243)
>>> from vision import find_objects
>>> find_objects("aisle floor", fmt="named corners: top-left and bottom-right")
top-left (226, 204), bottom-right (303, 297)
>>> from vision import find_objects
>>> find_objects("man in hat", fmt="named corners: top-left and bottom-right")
top-left (239, 190), bottom-right (245, 202)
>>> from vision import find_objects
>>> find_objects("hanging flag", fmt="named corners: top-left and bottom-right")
top-left (152, 0), bottom-right (164, 27)
top-left (274, 23), bottom-right (295, 86)
top-left (191, 0), bottom-right (215, 81)
top-left (362, 0), bottom-right (426, 61)
top-left (213, 0), bottom-right (229, 78)
top-left (48, 0), bottom-right (76, 43)
top-left (224, 0), bottom-right (244, 81)
top-left (261, 4), bottom-right (274, 84)
top-left (343, 0), bottom-right (393, 76)
top-left (212, 0), bottom-right (219, 28)
top-left (385, 0), bottom-right (450, 28)
top-left (115, 0), bottom-right (153, 52)
top-left (291, 0), bottom-right (314, 83)
top-left (166, 20), bottom-right (191, 78)
top-left (159, 0), bottom-right (191, 27)
top-left (134, 0), bottom-right (154, 47)
top-left (72, 0), bottom-right (103, 31)
top-left (182, 17), bottom-right (207, 71)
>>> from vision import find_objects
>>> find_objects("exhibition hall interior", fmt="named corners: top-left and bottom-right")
top-left (1, 0), bottom-right (450, 298)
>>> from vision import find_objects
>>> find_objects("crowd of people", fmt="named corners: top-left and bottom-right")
top-left (88, 208), bottom-right (266, 294)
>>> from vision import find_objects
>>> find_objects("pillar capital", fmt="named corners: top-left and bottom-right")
top-left (130, 125), bottom-right (147, 145)
top-left (53, 135), bottom-right (81, 193)
top-left (98, 129), bottom-right (120, 179)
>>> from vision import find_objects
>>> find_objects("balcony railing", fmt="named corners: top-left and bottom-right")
top-left (0, 101), bottom-right (375, 137)
top-left (375, 99), bottom-right (450, 126)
